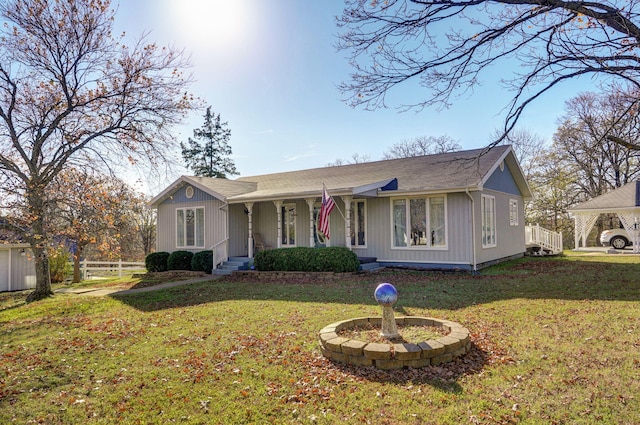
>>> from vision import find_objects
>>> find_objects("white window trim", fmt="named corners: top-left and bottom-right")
top-left (390, 195), bottom-right (448, 250)
top-left (176, 206), bottom-right (205, 249)
top-left (482, 195), bottom-right (497, 248)
top-left (509, 199), bottom-right (519, 226)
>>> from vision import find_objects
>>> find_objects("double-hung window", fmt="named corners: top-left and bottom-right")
top-left (481, 195), bottom-right (496, 247)
top-left (349, 200), bottom-right (367, 247)
top-left (176, 207), bottom-right (205, 248)
top-left (392, 196), bottom-right (446, 248)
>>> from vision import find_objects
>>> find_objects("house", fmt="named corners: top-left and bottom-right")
top-left (149, 145), bottom-right (532, 272)
top-left (569, 180), bottom-right (640, 253)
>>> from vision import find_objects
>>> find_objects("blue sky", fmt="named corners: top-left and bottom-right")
top-left (115, 0), bottom-right (595, 192)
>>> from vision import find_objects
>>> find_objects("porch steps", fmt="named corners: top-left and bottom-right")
top-left (359, 257), bottom-right (384, 272)
top-left (212, 257), bottom-right (251, 276)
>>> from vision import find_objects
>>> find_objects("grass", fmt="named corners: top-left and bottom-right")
top-left (1, 251), bottom-right (640, 424)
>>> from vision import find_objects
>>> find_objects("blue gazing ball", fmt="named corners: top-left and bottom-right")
top-left (374, 283), bottom-right (398, 306)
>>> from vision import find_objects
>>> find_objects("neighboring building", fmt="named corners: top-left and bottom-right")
top-left (0, 219), bottom-right (36, 292)
top-left (0, 244), bottom-right (36, 292)
top-left (569, 180), bottom-right (640, 253)
top-left (149, 145), bottom-right (532, 272)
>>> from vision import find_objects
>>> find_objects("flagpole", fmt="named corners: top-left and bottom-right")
top-left (322, 183), bottom-right (346, 222)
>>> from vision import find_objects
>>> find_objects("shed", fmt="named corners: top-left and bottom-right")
top-left (0, 244), bottom-right (37, 292)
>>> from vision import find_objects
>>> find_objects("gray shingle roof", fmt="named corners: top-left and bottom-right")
top-left (150, 145), bottom-right (529, 206)
top-left (569, 181), bottom-right (640, 212)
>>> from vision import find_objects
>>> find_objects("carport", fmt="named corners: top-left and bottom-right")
top-left (569, 180), bottom-right (640, 253)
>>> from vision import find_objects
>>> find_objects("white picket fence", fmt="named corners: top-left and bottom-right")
top-left (71, 259), bottom-right (146, 280)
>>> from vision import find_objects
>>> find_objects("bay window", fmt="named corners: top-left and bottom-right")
top-left (392, 196), bottom-right (446, 248)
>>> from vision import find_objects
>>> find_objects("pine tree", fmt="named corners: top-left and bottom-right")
top-left (181, 107), bottom-right (238, 178)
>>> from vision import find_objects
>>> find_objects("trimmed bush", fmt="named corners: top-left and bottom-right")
top-left (254, 247), bottom-right (359, 273)
top-left (167, 250), bottom-right (194, 271)
top-left (145, 251), bottom-right (170, 272)
top-left (191, 250), bottom-right (213, 273)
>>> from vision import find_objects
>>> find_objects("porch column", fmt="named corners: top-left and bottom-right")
top-left (306, 198), bottom-right (316, 247)
top-left (273, 201), bottom-right (282, 248)
top-left (245, 202), bottom-right (254, 258)
top-left (343, 196), bottom-right (352, 250)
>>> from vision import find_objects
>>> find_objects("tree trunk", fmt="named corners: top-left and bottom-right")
top-left (73, 250), bottom-right (82, 283)
top-left (25, 186), bottom-right (54, 302)
top-left (26, 246), bottom-right (53, 302)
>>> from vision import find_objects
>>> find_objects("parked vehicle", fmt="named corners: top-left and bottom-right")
top-left (600, 228), bottom-right (632, 249)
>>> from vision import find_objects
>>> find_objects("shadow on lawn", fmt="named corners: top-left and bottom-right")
top-left (111, 256), bottom-right (640, 313)
top-left (323, 341), bottom-right (498, 391)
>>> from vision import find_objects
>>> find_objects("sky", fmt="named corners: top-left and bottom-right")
top-left (114, 0), bottom-right (596, 194)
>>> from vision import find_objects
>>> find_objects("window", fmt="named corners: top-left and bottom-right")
top-left (509, 199), bottom-right (519, 226)
top-left (176, 207), bottom-right (205, 248)
top-left (392, 196), bottom-right (446, 248)
top-left (482, 195), bottom-right (496, 247)
top-left (349, 200), bottom-right (367, 247)
top-left (281, 204), bottom-right (296, 246)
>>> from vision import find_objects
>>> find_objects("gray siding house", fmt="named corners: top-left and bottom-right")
top-left (149, 145), bottom-right (532, 272)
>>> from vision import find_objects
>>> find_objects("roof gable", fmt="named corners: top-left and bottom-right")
top-left (570, 181), bottom-right (640, 212)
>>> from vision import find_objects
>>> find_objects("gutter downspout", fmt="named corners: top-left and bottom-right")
top-left (465, 188), bottom-right (478, 274)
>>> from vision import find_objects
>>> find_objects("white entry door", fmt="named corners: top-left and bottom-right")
top-left (0, 251), bottom-right (9, 292)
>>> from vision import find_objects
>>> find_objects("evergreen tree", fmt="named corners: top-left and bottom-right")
top-left (181, 107), bottom-right (238, 178)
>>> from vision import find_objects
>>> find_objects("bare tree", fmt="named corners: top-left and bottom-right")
top-left (337, 0), bottom-right (640, 141)
top-left (0, 0), bottom-right (196, 301)
top-left (382, 135), bottom-right (461, 159)
top-left (490, 128), bottom-right (547, 178)
top-left (326, 152), bottom-right (371, 166)
top-left (554, 91), bottom-right (640, 198)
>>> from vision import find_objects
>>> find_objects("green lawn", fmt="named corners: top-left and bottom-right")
top-left (2, 252), bottom-right (640, 424)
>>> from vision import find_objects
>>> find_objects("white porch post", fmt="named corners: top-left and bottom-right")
top-left (306, 198), bottom-right (316, 247)
top-left (343, 196), bottom-right (352, 250)
top-left (273, 201), bottom-right (282, 249)
top-left (245, 202), bottom-right (254, 258)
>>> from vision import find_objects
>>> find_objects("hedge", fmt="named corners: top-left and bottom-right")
top-left (191, 250), bottom-right (213, 273)
top-left (145, 251), bottom-right (170, 272)
top-left (167, 250), bottom-right (194, 271)
top-left (254, 247), bottom-right (359, 273)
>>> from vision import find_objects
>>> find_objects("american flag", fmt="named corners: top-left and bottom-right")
top-left (318, 184), bottom-right (336, 239)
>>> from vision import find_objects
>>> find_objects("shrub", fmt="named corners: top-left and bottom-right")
top-left (145, 251), bottom-right (170, 272)
top-left (167, 250), bottom-right (194, 271)
top-left (191, 250), bottom-right (213, 273)
top-left (49, 245), bottom-right (72, 283)
top-left (254, 247), bottom-right (359, 272)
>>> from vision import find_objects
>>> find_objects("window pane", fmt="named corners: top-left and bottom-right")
top-left (186, 209), bottom-right (195, 246)
top-left (281, 205), bottom-right (295, 245)
top-left (429, 197), bottom-right (445, 246)
top-left (410, 198), bottom-right (426, 246)
top-left (482, 196), bottom-right (496, 246)
top-left (357, 201), bottom-right (366, 245)
top-left (177, 210), bottom-right (185, 247)
top-left (393, 199), bottom-right (407, 247)
top-left (196, 208), bottom-right (205, 247)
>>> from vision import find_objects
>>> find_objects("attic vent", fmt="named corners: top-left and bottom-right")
top-left (185, 185), bottom-right (194, 199)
